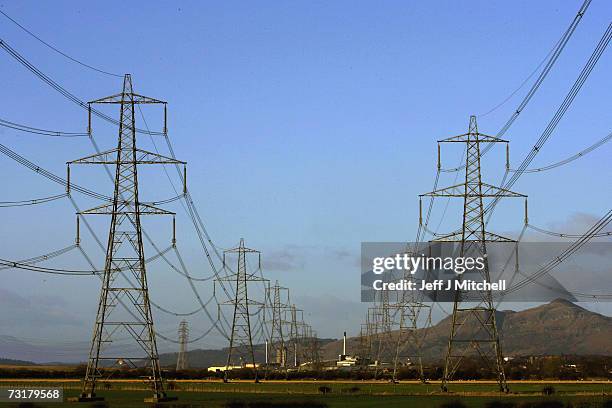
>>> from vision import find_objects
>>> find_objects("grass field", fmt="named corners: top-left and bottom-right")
top-left (0, 380), bottom-right (609, 407)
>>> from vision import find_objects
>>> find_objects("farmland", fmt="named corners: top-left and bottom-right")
top-left (0, 379), bottom-right (610, 407)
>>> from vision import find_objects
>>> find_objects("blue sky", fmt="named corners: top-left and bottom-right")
top-left (0, 1), bottom-right (610, 356)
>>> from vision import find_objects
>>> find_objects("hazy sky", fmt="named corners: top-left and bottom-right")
top-left (0, 1), bottom-right (610, 358)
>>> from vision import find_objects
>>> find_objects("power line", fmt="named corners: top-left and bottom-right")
top-left (0, 258), bottom-right (101, 275)
top-left (0, 142), bottom-right (111, 201)
top-left (0, 38), bottom-right (164, 135)
top-left (488, 22), bottom-right (611, 218)
top-left (0, 244), bottom-right (77, 271)
top-left (442, 130), bottom-right (612, 174)
top-left (505, 209), bottom-right (612, 296)
top-left (445, 0), bottom-right (593, 173)
top-left (508, 131), bottom-right (612, 173)
top-left (0, 192), bottom-right (68, 207)
top-left (477, 37), bottom-right (562, 118)
top-left (495, 0), bottom-right (592, 139)
top-left (0, 117), bottom-right (88, 137)
top-left (526, 223), bottom-right (611, 238)
top-left (0, 9), bottom-right (122, 77)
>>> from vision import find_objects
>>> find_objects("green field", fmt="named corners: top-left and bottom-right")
top-left (0, 381), bottom-right (610, 407)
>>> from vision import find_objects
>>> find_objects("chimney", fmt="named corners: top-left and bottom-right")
top-left (343, 331), bottom-right (347, 356)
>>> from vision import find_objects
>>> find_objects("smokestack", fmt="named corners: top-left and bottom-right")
top-left (343, 331), bottom-right (346, 356)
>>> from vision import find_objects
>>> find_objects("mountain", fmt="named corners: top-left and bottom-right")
top-left (319, 299), bottom-right (612, 361)
top-left (3, 301), bottom-right (610, 367)
top-left (0, 357), bottom-right (37, 366)
top-left (0, 335), bottom-right (86, 364)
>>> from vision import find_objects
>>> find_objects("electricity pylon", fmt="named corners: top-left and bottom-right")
top-left (286, 304), bottom-right (303, 367)
top-left (176, 320), bottom-right (189, 370)
top-left (420, 115), bottom-right (526, 392)
top-left (69, 74), bottom-right (184, 402)
top-left (297, 319), bottom-right (311, 369)
top-left (216, 238), bottom-right (266, 382)
top-left (307, 327), bottom-right (321, 368)
top-left (365, 307), bottom-right (378, 364)
top-left (357, 323), bottom-right (372, 363)
top-left (390, 299), bottom-right (429, 382)
top-left (267, 281), bottom-right (290, 368)
top-left (391, 254), bottom-right (429, 383)
top-left (372, 289), bottom-right (394, 377)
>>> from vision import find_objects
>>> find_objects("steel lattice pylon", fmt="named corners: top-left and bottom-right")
top-left (286, 304), bottom-right (303, 367)
top-left (372, 289), bottom-right (393, 377)
top-left (420, 115), bottom-right (526, 392)
top-left (390, 298), bottom-right (429, 382)
top-left (267, 281), bottom-right (290, 369)
top-left (69, 74), bottom-right (184, 402)
top-left (176, 320), bottom-right (189, 370)
top-left (216, 238), bottom-right (266, 383)
top-left (390, 251), bottom-right (430, 383)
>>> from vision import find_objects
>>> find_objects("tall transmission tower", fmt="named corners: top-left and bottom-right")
top-left (286, 304), bottom-right (303, 367)
top-left (176, 320), bottom-right (189, 370)
top-left (420, 115), bottom-right (526, 392)
top-left (307, 327), bottom-right (321, 368)
top-left (372, 289), bottom-right (394, 377)
top-left (267, 281), bottom-right (290, 368)
top-left (391, 253), bottom-right (430, 383)
top-left (390, 299), bottom-right (429, 382)
top-left (297, 319), bottom-right (312, 369)
top-left (357, 322), bottom-right (372, 363)
top-left (216, 238), bottom-right (266, 382)
top-left (364, 307), bottom-right (378, 363)
top-left (69, 74), bottom-right (184, 402)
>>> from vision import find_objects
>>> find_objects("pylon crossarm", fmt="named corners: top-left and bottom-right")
top-left (68, 148), bottom-right (120, 165)
top-left (78, 202), bottom-right (175, 215)
top-left (420, 182), bottom-right (465, 197)
top-left (221, 299), bottom-right (266, 307)
top-left (132, 149), bottom-right (185, 164)
top-left (479, 182), bottom-right (525, 198)
top-left (224, 246), bottom-right (261, 254)
top-left (216, 273), bottom-right (267, 282)
top-left (68, 148), bottom-right (185, 165)
top-left (90, 92), bottom-right (166, 105)
top-left (421, 182), bottom-right (525, 198)
top-left (432, 230), bottom-right (515, 242)
top-left (438, 132), bottom-right (508, 144)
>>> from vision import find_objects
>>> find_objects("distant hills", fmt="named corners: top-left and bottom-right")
top-left (320, 299), bottom-right (612, 362)
top-left (0, 357), bottom-right (37, 366)
top-left (2, 300), bottom-right (610, 368)
top-left (0, 335), bottom-right (87, 365)
top-left (157, 299), bottom-right (612, 368)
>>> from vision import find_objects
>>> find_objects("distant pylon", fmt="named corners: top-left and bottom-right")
top-left (391, 252), bottom-right (429, 383)
top-left (373, 289), bottom-right (394, 377)
top-left (216, 238), bottom-right (266, 383)
top-left (69, 74), bottom-right (184, 402)
top-left (176, 320), bottom-right (189, 370)
top-left (420, 115), bottom-right (526, 392)
top-left (357, 323), bottom-right (371, 362)
top-left (268, 281), bottom-right (290, 368)
top-left (308, 328), bottom-right (321, 367)
top-left (287, 304), bottom-right (303, 367)
top-left (390, 298), bottom-right (429, 382)
top-left (297, 319), bottom-right (311, 369)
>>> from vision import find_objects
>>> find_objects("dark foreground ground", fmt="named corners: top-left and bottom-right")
top-left (0, 381), bottom-right (610, 408)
